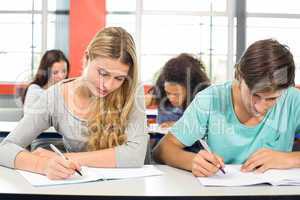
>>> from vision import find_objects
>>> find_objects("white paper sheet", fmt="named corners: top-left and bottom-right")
top-left (198, 165), bottom-right (300, 186)
top-left (17, 165), bottom-right (163, 187)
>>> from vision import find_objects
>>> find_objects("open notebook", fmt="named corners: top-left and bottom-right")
top-left (17, 165), bottom-right (163, 187)
top-left (198, 165), bottom-right (300, 186)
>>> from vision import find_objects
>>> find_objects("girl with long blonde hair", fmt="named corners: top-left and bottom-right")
top-left (0, 27), bottom-right (148, 180)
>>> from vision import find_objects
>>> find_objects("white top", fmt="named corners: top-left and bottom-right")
top-left (23, 84), bottom-right (44, 114)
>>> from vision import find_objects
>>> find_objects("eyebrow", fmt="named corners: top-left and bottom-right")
top-left (253, 93), bottom-right (282, 99)
top-left (99, 67), bottom-right (128, 78)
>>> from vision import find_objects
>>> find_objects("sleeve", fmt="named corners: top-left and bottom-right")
top-left (23, 84), bottom-right (44, 114)
top-left (292, 89), bottom-right (300, 144)
top-left (0, 90), bottom-right (52, 168)
top-left (170, 88), bottom-right (212, 147)
top-left (115, 86), bottom-right (149, 167)
top-left (157, 108), bottom-right (172, 124)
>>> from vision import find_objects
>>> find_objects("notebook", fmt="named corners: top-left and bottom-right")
top-left (17, 165), bottom-right (163, 187)
top-left (198, 165), bottom-right (300, 186)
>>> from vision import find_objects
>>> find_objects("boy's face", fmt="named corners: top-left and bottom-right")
top-left (240, 80), bottom-right (284, 117)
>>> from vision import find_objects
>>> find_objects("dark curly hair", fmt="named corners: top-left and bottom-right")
top-left (150, 53), bottom-right (210, 110)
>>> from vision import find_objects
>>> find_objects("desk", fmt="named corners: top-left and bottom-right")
top-left (0, 165), bottom-right (300, 200)
top-left (0, 121), bottom-right (61, 145)
top-left (0, 121), bottom-right (56, 133)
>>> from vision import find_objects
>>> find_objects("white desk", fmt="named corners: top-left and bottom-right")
top-left (0, 165), bottom-right (300, 200)
top-left (0, 121), bottom-right (56, 133)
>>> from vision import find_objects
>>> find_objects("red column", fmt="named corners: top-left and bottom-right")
top-left (69, 0), bottom-right (106, 77)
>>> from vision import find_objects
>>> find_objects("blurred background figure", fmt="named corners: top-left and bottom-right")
top-left (21, 49), bottom-right (70, 112)
top-left (147, 53), bottom-right (210, 128)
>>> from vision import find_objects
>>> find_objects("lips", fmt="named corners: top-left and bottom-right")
top-left (96, 87), bottom-right (108, 96)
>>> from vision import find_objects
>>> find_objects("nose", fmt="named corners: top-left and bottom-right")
top-left (58, 72), bottom-right (66, 80)
top-left (103, 77), bottom-right (115, 90)
top-left (254, 98), bottom-right (269, 113)
top-left (168, 95), bottom-right (178, 104)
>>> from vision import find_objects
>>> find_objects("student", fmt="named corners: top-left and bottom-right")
top-left (0, 27), bottom-right (148, 180)
top-left (153, 39), bottom-right (300, 177)
top-left (149, 53), bottom-right (210, 128)
top-left (22, 49), bottom-right (70, 112)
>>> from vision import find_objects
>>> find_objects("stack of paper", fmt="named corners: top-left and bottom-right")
top-left (198, 165), bottom-right (300, 186)
top-left (17, 165), bottom-right (163, 187)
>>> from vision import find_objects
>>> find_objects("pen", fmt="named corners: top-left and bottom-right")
top-left (199, 139), bottom-right (226, 174)
top-left (50, 144), bottom-right (82, 176)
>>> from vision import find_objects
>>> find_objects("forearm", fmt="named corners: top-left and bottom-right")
top-left (288, 152), bottom-right (300, 168)
top-left (66, 148), bottom-right (116, 168)
top-left (154, 141), bottom-right (195, 171)
top-left (15, 151), bottom-right (48, 174)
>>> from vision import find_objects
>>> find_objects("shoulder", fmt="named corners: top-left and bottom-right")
top-left (27, 84), bottom-right (43, 94)
top-left (282, 87), bottom-right (300, 106)
top-left (193, 81), bottom-right (232, 104)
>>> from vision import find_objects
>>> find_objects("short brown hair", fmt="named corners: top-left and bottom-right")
top-left (235, 39), bottom-right (295, 92)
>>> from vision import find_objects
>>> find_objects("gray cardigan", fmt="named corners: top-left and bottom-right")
top-left (23, 84), bottom-right (44, 114)
top-left (0, 81), bottom-right (149, 168)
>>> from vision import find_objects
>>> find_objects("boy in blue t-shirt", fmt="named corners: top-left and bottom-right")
top-left (153, 39), bottom-right (300, 177)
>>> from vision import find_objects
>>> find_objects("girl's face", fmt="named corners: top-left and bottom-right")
top-left (239, 79), bottom-right (284, 117)
top-left (85, 57), bottom-right (129, 98)
top-left (49, 61), bottom-right (68, 84)
top-left (164, 82), bottom-right (187, 108)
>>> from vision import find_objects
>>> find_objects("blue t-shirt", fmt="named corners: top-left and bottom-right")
top-left (170, 81), bottom-right (300, 164)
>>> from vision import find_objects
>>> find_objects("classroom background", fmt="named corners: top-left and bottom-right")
top-left (1, 0), bottom-right (300, 122)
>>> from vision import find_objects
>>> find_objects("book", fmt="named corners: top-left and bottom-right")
top-left (198, 165), bottom-right (300, 186)
top-left (17, 165), bottom-right (163, 187)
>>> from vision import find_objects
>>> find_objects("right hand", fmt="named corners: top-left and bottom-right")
top-left (42, 156), bottom-right (82, 180)
top-left (192, 150), bottom-right (224, 177)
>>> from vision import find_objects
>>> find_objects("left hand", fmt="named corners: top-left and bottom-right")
top-left (241, 148), bottom-right (298, 173)
top-left (32, 147), bottom-right (57, 159)
top-left (160, 121), bottom-right (176, 128)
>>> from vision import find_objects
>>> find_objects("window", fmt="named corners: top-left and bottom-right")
top-left (0, 0), bottom-right (69, 84)
top-left (106, 0), bottom-right (233, 84)
top-left (247, 0), bottom-right (300, 83)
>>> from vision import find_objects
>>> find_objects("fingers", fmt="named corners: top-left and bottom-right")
top-left (45, 157), bottom-right (81, 180)
top-left (192, 150), bottom-right (223, 177)
top-left (214, 154), bottom-right (225, 168)
top-left (200, 150), bottom-right (221, 167)
top-left (241, 148), bottom-right (269, 172)
top-left (254, 164), bottom-right (269, 173)
top-left (160, 123), bottom-right (169, 128)
top-left (160, 121), bottom-right (175, 128)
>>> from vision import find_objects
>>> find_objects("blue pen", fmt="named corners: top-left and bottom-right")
top-left (199, 139), bottom-right (226, 174)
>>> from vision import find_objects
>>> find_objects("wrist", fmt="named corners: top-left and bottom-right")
top-left (292, 152), bottom-right (300, 168)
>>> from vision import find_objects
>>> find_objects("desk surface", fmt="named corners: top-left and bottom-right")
top-left (0, 121), bottom-right (56, 133)
top-left (0, 165), bottom-right (300, 200)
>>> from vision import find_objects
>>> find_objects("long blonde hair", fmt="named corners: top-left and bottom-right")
top-left (85, 27), bottom-right (138, 151)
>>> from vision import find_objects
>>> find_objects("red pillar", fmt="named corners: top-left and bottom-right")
top-left (69, 0), bottom-right (106, 77)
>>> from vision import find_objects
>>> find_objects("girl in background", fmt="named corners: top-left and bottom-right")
top-left (149, 53), bottom-right (210, 128)
top-left (22, 49), bottom-right (70, 112)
